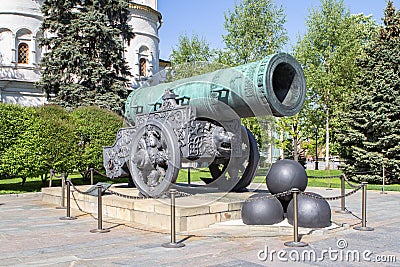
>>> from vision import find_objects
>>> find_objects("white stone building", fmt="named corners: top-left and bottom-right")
top-left (0, 0), bottom-right (164, 106)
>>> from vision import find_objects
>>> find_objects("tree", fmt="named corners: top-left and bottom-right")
top-left (222, 0), bottom-right (288, 65)
top-left (340, 1), bottom-right (400, 183)
top-left (221, 0), bottom-right (288, 149)
top-left (167, 33), bottom-right (224, 81)
top-left (38, 0), bottom-right (134, 114)
top-left (170, 33), bottom-right (216, 64)
top-left (295, 0), bottom-right (377, 169)
top-left (72, 106), bottom-right (123, 178)
top-left (0, 105), bottom-right (78, 184)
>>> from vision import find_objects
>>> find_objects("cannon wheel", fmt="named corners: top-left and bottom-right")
top-left (208, 126), bottom-right (259, 191)
top-left (128, 120), bottom-right (180, 198)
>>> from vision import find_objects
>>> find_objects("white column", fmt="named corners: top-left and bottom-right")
top-left (11, 34), bottom-right (16, 63)
top-left (31, 35), bottom-right (37, 65)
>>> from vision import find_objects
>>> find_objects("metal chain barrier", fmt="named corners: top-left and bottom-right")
top-left (55, 170), bottom-right (373, 244)
top-left (299, 185), bottom-right (363, 201)
top-left (174, 189), bottom-right (293, 203)
top-left (344, 207), bottom-right (362, 221)
top-left (49, 169), bottom-right (64, 188)
top-left (92, 168), bottom-right (109, 178)
top-left (342, 174), bottom-right (361, 189)
top-left (59, 179), bottom-right (77, 220)
top-left (90, 184), bottom-right (110, 233)
top-left (68, 180), bottom-right (98, 195)
top-left (107, 188), bottom-right (152, 200)
top-left (307, 175), bottom-right (342, 179)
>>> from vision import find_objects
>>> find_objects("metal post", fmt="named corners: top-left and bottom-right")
top-left (49, 169), bottom-right (54, 187)
top-left (187, 167), bottom-right (191, 185)
top-left (315, 127), bottom-right (319, 170)
top-left (354, 182), bottom-right (374, 231)
top-left (91, 184), bottom-right (110, 233)
top-left (336, 174), bottom-right (349, 213)
top-left (56, 173), bottom-right (66, 209)
top-left (381, 165), bottom-right (387, 194)
top-left (162, 189), bottom-right (185, 248)
top-left (60, 179), bottom-right (77, 220)
top-left (285, 188), bottom-right (308, 247)
top-left (90, 168), bottom-right (94, 185)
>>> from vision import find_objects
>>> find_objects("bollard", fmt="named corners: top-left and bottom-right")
top-left (336, 174), bottom-right (349, 214)
top-left (90, 184), bottom-right (110, 233)
top-left (90, 168), bottom-right (94, 185)
top-left (381, 165), bottom-right (387, 194)
top-left (284, 188), bottom-right (308, 247)
top-left (60, 179), bottom-right (77, 220)
top-left (187, 167), bottom-right (191, 185)
top-left (354, 182), bottom-right (374, 231)
top-left (162, 189), bottom-right (185, 248)
top-left (56, 173), bottom-right (66, 209)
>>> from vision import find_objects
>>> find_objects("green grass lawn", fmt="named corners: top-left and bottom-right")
top-left (0, 173), bottom-right (130, 195)
top-left (1, 168), bottom-right (399, 194)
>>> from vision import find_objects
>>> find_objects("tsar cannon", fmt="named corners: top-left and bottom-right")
top-left (103, 53), bottom-right (306, 197)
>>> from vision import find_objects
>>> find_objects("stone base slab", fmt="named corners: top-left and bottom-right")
top-left (41, 184), bottom-right (254, 232)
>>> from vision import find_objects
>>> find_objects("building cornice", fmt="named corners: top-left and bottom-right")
top-left (0, 11), bottom-right (43, 20)
top-left (132, 30), bottom-right (160, 42)
top-left (129, 2), bottom-right (162, 28)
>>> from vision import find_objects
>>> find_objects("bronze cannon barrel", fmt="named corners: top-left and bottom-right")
top-left (125, 53), bottom-right (306, 124)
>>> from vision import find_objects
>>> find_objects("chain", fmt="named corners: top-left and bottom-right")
top-left (71, 190), bottom-right (92, 215)
top-left (107, 189), bottom-right (151, 200)
top-left (175, 189), bottom-right (293, 203)
top-left (342, 174), bottom-right (361, 189)
top-left (300, 185), bottom-right (363, 201)
top-left (307, 175), bottom-right (342, 179)
top-left (50, 170), bottom-right (64, 179)
top-left (344, 207), bottom-right (362, 221)
top-left (243, 190), bottom-right (292, 203)
top-left (175, 191), bottom-right (193, 197)
top-left (92, 168), bottom-right (109, 178)
top-left (67, 179), bottom-right (99, 195)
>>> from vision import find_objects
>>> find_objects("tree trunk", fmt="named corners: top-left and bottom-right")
top-left (280, 130), bottom-right (284, 160)
top-left (325, 107), bottom-right (330, 170)
top-left (293, 135), bottom-right (299, 162)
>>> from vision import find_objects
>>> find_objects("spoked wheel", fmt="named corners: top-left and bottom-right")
top-left (128, 120), bottom-right (181, 198)
top-left (208, 126), bottom-right (259, 192)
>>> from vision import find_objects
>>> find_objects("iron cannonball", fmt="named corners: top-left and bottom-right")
top-left (278, 198), bottom-right (290, 213)
top-left (287, 192), bottom-right (331, 228)
top-left (266, 159), bottom-right (308, 201)
top-left (241, 193), bottom-right (284, 225)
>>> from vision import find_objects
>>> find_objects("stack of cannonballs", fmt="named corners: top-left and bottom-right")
top-left (241, 159), bottom-right (331, 228)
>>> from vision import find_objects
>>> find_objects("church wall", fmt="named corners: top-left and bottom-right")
top-left (0, 10), bottom-right (43, 107)
top-left (0, 81), bottom-right (46, 106)
top-left (126, 6), bottom-right (161, 89)
top-left (1, 0), bottom-right (161, 106)
top-left (0, 14), bottom-right (42, 67)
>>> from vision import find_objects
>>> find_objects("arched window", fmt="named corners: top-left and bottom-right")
top-left (140, 58), bottom-right (147, 76)
top-left (18, 43), bottom-right (29, 64)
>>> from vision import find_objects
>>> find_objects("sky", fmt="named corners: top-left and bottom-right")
top-left (157, 0), bottom-right (396, 60)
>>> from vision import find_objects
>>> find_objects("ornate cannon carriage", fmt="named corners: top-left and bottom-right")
top-left (103, 53), bottom-right (306, 197)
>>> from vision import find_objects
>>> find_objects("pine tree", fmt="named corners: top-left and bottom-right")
top-left (38, 0), bottom-right (134, 114)
top-left (340, 1), bottom-right (400, 183)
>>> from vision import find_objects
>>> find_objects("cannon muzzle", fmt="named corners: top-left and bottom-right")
top-left (126, 52), bottom-right (306, 123)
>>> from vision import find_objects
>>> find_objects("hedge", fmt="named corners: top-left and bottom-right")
top-left (0, 103), bottom-right (122, 183)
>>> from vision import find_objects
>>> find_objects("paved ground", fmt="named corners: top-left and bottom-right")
top-left (0, 186), bottom-right (399, 266)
